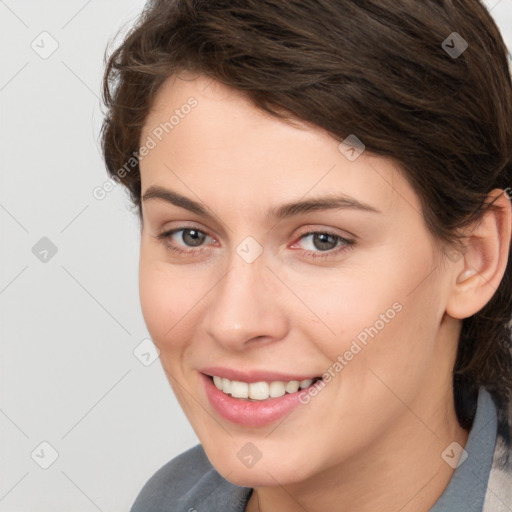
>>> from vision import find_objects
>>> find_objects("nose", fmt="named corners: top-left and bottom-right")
top-left (204, 251), bottom-right (289, 351)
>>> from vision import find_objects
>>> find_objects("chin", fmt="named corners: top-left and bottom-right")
top-left (205, 444), bottom-right (316, 488)
top-left (220, 465), bottom-right (301, 488)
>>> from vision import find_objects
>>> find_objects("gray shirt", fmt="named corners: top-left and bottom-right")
top-left (130, 387), bottom-right (497, 512)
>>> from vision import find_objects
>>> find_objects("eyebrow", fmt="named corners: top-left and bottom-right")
top-left (142, 185), bottom-right (381, 221)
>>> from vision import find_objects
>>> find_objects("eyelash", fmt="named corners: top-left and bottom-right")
top-left (155, 226), bottom-right (355, 260)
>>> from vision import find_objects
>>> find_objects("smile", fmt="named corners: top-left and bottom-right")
top-left (201, 372), bottom-right (324, 427)
top-left (211, 375), bottom-right (322, 401)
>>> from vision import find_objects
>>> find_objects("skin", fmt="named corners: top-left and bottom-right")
top-left (137, 73), bottom-right (511, 512)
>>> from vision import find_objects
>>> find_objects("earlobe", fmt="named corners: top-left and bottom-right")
top-left (446, 189), bottom-right (512, 320)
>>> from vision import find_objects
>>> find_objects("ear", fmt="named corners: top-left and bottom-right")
top-left (445, 189), bottom-right (512, 320)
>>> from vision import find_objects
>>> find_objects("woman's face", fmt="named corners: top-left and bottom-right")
top-left (138, 74), bottom-right (459, 486)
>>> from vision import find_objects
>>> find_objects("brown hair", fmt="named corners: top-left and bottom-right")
top-left (100, 0), bottom-right (512, 435)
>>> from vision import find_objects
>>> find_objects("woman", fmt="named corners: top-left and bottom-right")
top-left (100, 1), bottom-right (512, 510)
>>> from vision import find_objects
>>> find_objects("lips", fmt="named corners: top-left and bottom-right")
top-left (199, 367), bottom-right (324, 427)
top-left (199, 366), bottom-right (321, 383)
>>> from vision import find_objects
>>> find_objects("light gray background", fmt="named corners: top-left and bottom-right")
top-left (1, 1), bottom-right (511, 511)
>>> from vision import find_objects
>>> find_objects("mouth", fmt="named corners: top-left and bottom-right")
top-left (206, 374), bottom-right (323, 402)
top-left (200, 372), bottom-right (325, 427)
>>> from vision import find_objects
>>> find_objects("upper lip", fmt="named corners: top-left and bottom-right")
top-left (200, 366), bottom-right (322, 383)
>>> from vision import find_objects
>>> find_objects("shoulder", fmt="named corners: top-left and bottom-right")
top-left (130, 444), bottom-right (252, 512)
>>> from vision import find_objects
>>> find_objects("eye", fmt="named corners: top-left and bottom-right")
top-left (155, 227), bottom-right (215, 255)
top-left (154, 226), bottom-right (355, 260)
top-left (293, 230), bottom-right (355, 259)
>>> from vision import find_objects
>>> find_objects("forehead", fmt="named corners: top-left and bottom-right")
top-left (141, 73), bottom-right (329, 159)
top-left (139, 74), bottom-right (420, 218)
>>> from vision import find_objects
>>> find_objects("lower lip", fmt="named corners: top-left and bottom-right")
top-left (201, 373), bottom-right (313, 427)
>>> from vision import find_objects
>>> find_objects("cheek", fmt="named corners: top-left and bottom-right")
top-left (138, 250), bottom-right (197, 351)
top-left (304, 251), bottom-right (440, 381)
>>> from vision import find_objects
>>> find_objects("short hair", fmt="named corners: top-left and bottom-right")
top-left (100, 0), bottom-right (512, 436)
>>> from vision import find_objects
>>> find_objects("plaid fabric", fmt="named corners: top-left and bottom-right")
top-left (483, 395), bottom-right (512, 511)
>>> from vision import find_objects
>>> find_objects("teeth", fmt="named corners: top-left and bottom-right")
top-left (249, 381), bottom-right (269, 400)
top-left (211, 375), bottom-right (318, 400)
top-left (285, 380), bottom-right (300, 393)
top-left (269, 381), bottom-right (287, 398)
top-left (299, 379), bottom-right (313, 389)
top-left (230, 380), bottom-right (249, 398)
top-left (222, 377), bottom-right (231, 394)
